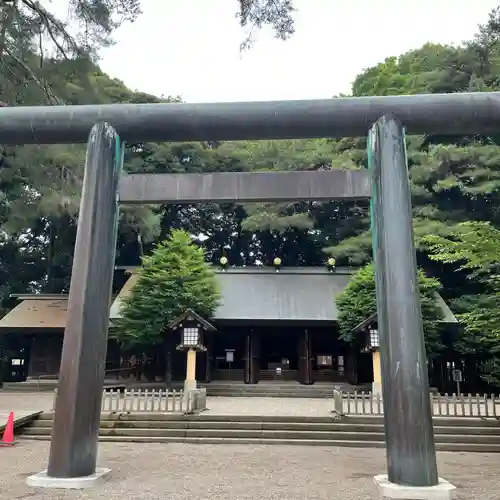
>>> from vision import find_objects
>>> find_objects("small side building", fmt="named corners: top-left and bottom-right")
top-left (0, 266), bottom-right (456, 387)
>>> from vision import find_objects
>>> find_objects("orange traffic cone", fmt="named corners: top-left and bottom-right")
top-left (0, 412), bottom-right (16, 446)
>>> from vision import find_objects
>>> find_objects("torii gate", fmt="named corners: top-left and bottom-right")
top-left (1, 92), bottom-right (494, 495)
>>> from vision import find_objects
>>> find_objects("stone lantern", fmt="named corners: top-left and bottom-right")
top-left (168, 309), bottom-right (215, 392)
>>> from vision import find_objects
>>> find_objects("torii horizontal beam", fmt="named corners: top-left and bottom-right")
top-left (1, 92), bottom-right (499, 144)
top-left (118, 170), bottom-right (371, 204)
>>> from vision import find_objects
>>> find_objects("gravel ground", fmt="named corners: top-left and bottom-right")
top-left (3, 392), bottom-right (497, 419)
top-left (207, 397), bottom-right (333, 416)
top-left (0, 393), bottom-right (335, 416)
top-left (0, 392), bottom-right (54, 412)
top-left (2, 392), bottom-right (499, 499)
top-left (2, 441), bottom-right (498, 500)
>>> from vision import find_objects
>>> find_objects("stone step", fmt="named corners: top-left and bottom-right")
top-left (20, 425), bottom-right (500, 444)
top-left (206, 386), bottom-right (334, 390)
top-left (206, 388), bottom-right (333, 391)
top-left (20, 435), bottom-right (384, 447)
top-left (206, 389), bottom-right (334, 393)
top-left (29, 420), bottom-right (384, 431)
top-left (205, 392), bottom-right (334, 395)
top-left (17, 435), bottom-right (500, 452)
top-left (33, 412), bottom-right (500, 427)
top-left (205, 385), bottom-right (334, 389)
top-left (22, 427), bottom-right (387, 441)
top-left (26, 419), bottom-right (500, 435)
top-left (205, 386), bottom-right (334, 390)
top-left (204, 392), bottom-right (333, 398)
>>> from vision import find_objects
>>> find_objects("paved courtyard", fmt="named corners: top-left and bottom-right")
top-left (1, 440), bottom-right (498, 499)
top-left (1, 392), bottom-right (499, 498)
top-left (0, 392), bottom-right (336, 416)
top-left (2, 390), bottom-right (497, 419)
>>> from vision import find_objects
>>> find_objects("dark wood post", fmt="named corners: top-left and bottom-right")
top-left (47, 123), bottom-right (122, 479)
top-left (305, 329), bottom-right (312, 385)
top-left (165, 348), bottom-right (172, 384)
top-left (369, 115), bottom-right (438, 487)
top-left (250, 332), bottom-right (260, 384)
top-left (298, 330), bottom-right (312, 385)
top-left (244, 332), bottom-right (251, 384)
top-left (345, 349), bottom-right (358, 385)
top-left (205, 333), bottom-right (212, 383)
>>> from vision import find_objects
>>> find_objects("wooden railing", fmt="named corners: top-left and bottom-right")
top-left (52, 387), bottom-right (207, 414)
top-left (332, 390), bottom-right (500, 418)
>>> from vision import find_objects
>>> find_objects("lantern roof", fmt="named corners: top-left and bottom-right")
top-left (167, 309), bottom-right (216, 332)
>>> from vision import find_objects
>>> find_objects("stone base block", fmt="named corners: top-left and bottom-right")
top-left (372, 381), bottom-right (382, 395)
top-left (26, 468), bottom-right (111, 489)
top-left (184, 379), bottom-right (197, 392)
top-left (374, 475), bottom-right (456, 500)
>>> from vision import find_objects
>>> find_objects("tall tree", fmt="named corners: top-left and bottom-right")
top-left (115, 230), bottom-right (220, 348)
top-left (336, 263), bottom-right (444, 357)
top-left (0, 0), bottom-right (296, 104)
top-left (424, 222), bottom-right (500, 383)
top-left (0, 0), bottom-right (142, 105)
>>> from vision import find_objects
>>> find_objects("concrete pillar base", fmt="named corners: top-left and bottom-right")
top-left (26, 468), bottom-right (111, 490)
top-left (184, 379), bottom-right (197, 392)
top-left (372, 381), bottom-right (382, 395)
top-left (373, 475), bottom-right (456, 500)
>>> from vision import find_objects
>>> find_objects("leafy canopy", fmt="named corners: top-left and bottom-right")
top-left (423, 222), bottom-right (500, 285)
top-left (336, 263), bottom-right (444, 357)
top-left (115, 230), bottom-right (220, 347)
top-left (424, 222), bottom-right (500, 371)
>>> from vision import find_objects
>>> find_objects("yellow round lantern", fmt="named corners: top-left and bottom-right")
top-left (273, 257), bottom-right (282, 267)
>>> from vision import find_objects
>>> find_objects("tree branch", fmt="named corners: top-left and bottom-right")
top-left (20, 0), bottom-right (78, 59)
top-left (4, 47), bottom-right (62, 104)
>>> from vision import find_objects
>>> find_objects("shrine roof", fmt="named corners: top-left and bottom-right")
top-left (0, 267), bottom-right (456, 329)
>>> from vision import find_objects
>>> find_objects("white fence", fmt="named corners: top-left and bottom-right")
top-left (333, 390), bottom-right (500, 418)
top-left (52, 388), bottom-right (207, 414)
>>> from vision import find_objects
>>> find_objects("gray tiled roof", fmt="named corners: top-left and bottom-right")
top-left (1, 267), bottom-right (457, 329)
top-left (107, 266), bottom-right (456, 324)
top-left (213, 267), bottom-right (351, 322)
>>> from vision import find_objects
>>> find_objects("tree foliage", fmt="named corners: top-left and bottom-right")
top-left (424, 223), bottom-right (500, 370)
top-left (238, 0), bottom-right (295, 49)
top-left (115, 230), bottom-right (220, 347)
top-left (4, 3), bottom-right (500, 386)
top-left (336, 264), bottom-right (444, 357)
top-left (424, 222), bottom-right (500, 282)
top-left (0, 0), bottom-right (142, 105)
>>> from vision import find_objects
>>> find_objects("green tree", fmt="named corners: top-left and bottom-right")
top-left (0, 1), bottom-right (296, 105)
top-left (0, 0), bottom-right (142, 105)
top-left (424, 222), bottom-right (500, 282)
top-left (115, 230), bottom-right (220, 347)
top-left (423, 222), bottom-right (500, 379)
top-left (336, 263), bottom-right (444, 357)
top-left (238, 0), bottom-right (295, 50)
top-left (326, 14), bottom-right (500, 266)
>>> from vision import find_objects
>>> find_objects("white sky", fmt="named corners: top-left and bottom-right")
top-left (57, 1), bottom-right (500, 103)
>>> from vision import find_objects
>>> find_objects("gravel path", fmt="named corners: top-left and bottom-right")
top-left (0, 393), bottom-right (334, 417)
top-left (1, 393), bottom-right (498, 499)
top-left (2, 392), bottom-right (497, 418)
top-left (207, 397), bottom-right (333, 416)
top-left (2, 441), bottom-right (498, 500)
top-left (0, 392), bottom-right (54, 412)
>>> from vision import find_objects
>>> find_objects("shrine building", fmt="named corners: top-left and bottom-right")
top-left (0, 266), bottom-right (456, 386)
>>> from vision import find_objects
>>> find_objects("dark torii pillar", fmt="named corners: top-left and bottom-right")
top-left (27, 123), bottom-right (122, 488)
top-left (369, 116), bottom-right (456, 498)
